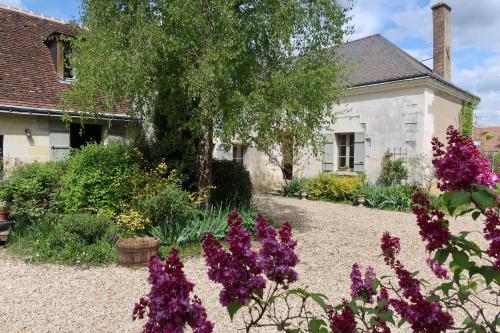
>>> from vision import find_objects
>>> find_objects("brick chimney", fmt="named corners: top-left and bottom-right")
top-left (432, 2), bottom-right (452, 81)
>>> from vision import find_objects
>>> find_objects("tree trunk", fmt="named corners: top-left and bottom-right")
top-left (281, 134), bottom-right (294, 180)
top-left (196, 129), bottom-right (215, 201)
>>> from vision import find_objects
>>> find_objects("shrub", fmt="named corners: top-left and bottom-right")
top-left (0, 161), bottom-right (66, 227)
top-left (210, 160), bottom-right (252, 207)
top-left (282, 178), bottom-right (304, 198)
top-left (13, 213), bottom-right (118, 265)
top-left (59, 143), bottom-right (140, 213)
top-left (379, 151), bottom-right (408, 186)
top-left (176, 206), bottom-right (257, 245)
top-left (354, 184), bottom-right (414, 211)
top-left (305, 173), bottom-right (364, 202)
top-left (143, 183), bottom-right (199, 245)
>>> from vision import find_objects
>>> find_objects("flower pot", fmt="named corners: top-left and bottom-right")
top-left (0, 202), bottom-right (9, 221)
top-left (357, 195), bottom-right (366, 207)
top-left (116, 237), bottom-right (160, 267)
top-left (0, 220), bottom-right (14, 243)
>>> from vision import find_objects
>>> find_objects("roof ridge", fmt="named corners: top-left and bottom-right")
top-left (376, 34), bottom-right (433, 74)
top-left (342, 33), bottom-right (382, 46)
top-left (0, 4), bottom-right (70, 25)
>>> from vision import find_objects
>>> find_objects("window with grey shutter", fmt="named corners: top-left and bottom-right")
top-left (323, 133), bottom-right (334, 171)
top-left (49, 120), bottom-right (70, 161)
top-left (353, 132), bottom-right (365, 172)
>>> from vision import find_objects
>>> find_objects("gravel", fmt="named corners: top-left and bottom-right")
top-left (0, 196), bottom-right (491, 332)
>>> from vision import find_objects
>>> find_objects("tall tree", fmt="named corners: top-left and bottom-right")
top-left (63, 0), bottom-right (351, 192)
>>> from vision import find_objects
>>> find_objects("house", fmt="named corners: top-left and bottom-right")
top-left (215, 2), bottom-right (480, 190)
top-left (0, 5), bottom-right (134, 171)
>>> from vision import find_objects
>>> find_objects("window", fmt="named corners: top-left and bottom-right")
top-left (232, 145), bottom-right (246, 164)
top-left (70, 124), bottom-right (102, 149)
top-left (337, 133), bottom-right (355, 171)
top-left (45, 35), bottom-right (73, 81)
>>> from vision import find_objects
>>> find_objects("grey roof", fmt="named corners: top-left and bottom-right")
top-left (337, 34), bottom-right (478, 99)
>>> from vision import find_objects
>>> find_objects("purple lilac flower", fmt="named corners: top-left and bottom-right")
top-left (426, 257), bottom-right (449, 279)
top-left (412, 193), bottom-right (450, 251)
top-left (432, 126), bottom-right (499, 191)
top-left (255, 215), bottom-right (299, 288)
top-left (328, 300), bottom-right (357, 333)
top-left (202, 211), bottom-right (265, 306)
top-left (132, 251), bottom-right (214, 333)
top-left (350, 264), bottom-right (377, 303)
top-left (350, 263), bottom-right (364, 298)
top-left (483, 209), bottom-right (500, 271)
top-left (390, 298), bottom-right (453, 333)
top-left (394, 262), bottom-right (421, 301)
top-left (381, 232), bottom-right (400, 267)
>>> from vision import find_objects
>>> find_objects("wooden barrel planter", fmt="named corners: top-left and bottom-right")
top-left (0, 202), bottom-right (9, 221)
top-left (116, 237), bottom-right (160, 267)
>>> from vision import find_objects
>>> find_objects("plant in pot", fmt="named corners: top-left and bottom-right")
top-left (115, 210), bottom-right (159, 267)
top-left (0, 189), bottom-right (8, 221)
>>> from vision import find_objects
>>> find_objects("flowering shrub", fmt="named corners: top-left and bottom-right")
top-left (116, 210), bottom-right (151, 232)
top-left (134, 126), bottom-right (499, 332)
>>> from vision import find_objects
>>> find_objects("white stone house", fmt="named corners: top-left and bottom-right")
top-left (215, 3), bottom-right (480, 190)
top-left (0, 5), bottom-right (134, 172)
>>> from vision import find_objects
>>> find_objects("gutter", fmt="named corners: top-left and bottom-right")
top-left (0, 104), bottom-right (136, 122)
top-left (350, 73), bottom-right (480, 101)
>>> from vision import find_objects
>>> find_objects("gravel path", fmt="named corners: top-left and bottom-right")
top-left (0, 196), bottom-right (488, 332)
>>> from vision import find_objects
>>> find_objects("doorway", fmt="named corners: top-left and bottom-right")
top-left (70, 124), bottom-right (102, 149)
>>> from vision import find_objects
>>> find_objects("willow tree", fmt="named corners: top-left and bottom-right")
top-left (63, 0), bottom-right (351, 192)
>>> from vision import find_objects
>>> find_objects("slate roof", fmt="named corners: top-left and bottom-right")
top-left (337, 34), bottom-right (478, 99)
top-left (0, 5), bottom-right (132, 118)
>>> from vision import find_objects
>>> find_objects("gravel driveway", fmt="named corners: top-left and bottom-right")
top-left (0, 196), bottom-right (487, 332)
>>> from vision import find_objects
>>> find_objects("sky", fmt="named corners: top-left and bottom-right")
top-left (1, 0), bottom-right (498, 126)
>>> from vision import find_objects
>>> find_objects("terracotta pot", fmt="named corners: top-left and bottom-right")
top-left (116, 237), bottom-right (160, 267)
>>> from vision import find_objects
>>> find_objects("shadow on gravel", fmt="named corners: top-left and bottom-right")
top-left (253, 196), bottom-right (311, 232)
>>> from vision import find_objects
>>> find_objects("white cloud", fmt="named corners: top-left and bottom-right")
top-left (0, 0), bottom-right (24, 8)
top-left (404, 47), bottom-right (433, 67)
top-left (454, 56), bottom-right (500, 126)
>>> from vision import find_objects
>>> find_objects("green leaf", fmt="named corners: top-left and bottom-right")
top-left (452, 251), bottom-right (470, 269)
top-left (308, 319), bottom-right (328, 333)
top-left (471, 211), bottom-right (481, 220)
top-left (227, 300), bottom-right (242, 321)
top-left (426, 294), bottom-right (440, 302)
top-left (439, 282), bottom-right (454, 297)
top-left (378, 310), bottom-right (395, 325)
top-left (444, 191), bottom-right (471, 209)
top-left (434, 249), bottom-right (449, 265)
top-left (310, 293), bottom-right (328, 311)
top-left (397, 318), bottom-right (406, 328)
top-left (254, 289), bottom-right (264, 300)
top-left (471, 189), bottom-right (495, 209)
top-left (479, 266), bottom-right (500, 285)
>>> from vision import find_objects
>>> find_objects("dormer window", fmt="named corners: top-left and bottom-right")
top-left (45, 33), bottom-right (74, 81)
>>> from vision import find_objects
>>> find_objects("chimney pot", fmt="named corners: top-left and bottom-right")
top-left (432, 2), bottom-right (452, 81)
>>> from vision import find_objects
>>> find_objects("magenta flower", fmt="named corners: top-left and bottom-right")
top-left (390, 298), bottom-right (453, 333)
top-left (203, 211), bottom-right (266, 306)
top-left (133, 251), bottom-right (214, 333)
top-left (412, 193), bottom-right (450, 251)
top-left (483, 209), bottom-right (500, 271)
top-left (394, 263), bottom-right (421, 301)
top-left (328, 300), bottom-right (357, 333)
top-left (432, 126), bottom-right (499, 191)
top-left (426, 258), bottom-right (449, 279)
top-left (381, 232), bottom-right (400, 267)
top-left (255, 215), bottom-right (299, 288)
top-left (350, 264), bottom-right (377, 303)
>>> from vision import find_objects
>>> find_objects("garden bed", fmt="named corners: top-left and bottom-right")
top-left (0, 196), bottom-right (492, 332)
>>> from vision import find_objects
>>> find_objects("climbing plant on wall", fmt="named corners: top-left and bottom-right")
top-left (458, 101), bottom-right (476, 137)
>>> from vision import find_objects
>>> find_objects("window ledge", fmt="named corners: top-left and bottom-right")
top-left (335, 170), bottom-right (358, 176)
top-left (58, 78), bottom-right (74, 85)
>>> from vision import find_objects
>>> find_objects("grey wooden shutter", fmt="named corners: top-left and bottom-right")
top-left (323, 133), bottom-right (334, 171)
top-left (353, 132), bottom-right (365, 172)
top-left (49, 120), bottom-right (70, 161)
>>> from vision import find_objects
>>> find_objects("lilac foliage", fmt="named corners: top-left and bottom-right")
top-left (132, 251), bottom-right (213, 333)
top-left (432, 126), bottom-right (499, 191)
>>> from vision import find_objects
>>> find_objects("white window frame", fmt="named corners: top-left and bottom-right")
top-left (336, 133), bottom-right (355, 171)
top-left (232, 145), bottom-right (246, 164)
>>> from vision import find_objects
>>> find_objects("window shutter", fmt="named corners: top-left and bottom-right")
top-left (353, 132), bottom-right (365, 173)
top-left (107, 125), bottom-right (126, 143)
top-left (323, 133), bottom-right (334, 171)
top-left (49, 120), bottom-right (70, 161)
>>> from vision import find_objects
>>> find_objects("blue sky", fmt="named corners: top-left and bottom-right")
top-left (1, 0), bottom-right (498, 126)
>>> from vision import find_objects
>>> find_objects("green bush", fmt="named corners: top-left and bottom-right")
top-left (354, 184), bottom-right (414, 211)
top-left (282, 179), bottom-right (304, 198)
top-left (305, 173), bottom-right (364, 202)
top-left (59, 143), bottom-right (140, 213)
top-left (0, 161), bottom-right (66, 227)
top-left (176, 206), bottom-right (257, 245)
top-left (143, 183), bottom-right (199, 245)
top-left (379, 151), bottom-right (408, 186)
top-left (10, 213), bottom-right (118, 265)
top-left (210, 160), bottom-right (252, 207)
